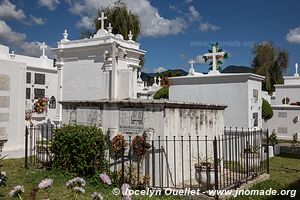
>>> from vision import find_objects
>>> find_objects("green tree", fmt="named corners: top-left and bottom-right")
top-left (252, 42), bottom-right (289, 93)
top-left (96, 1), bottom-right (140, 41)
top-left (153, 87), bottom-right (169, 100)
top-left (262, 99), bottom-right (273, 121)
top-left (80, 1), bottom-right (140, 41)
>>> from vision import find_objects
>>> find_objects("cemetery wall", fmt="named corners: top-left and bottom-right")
top-left (263, 106), bottom-right (300, 140)
top-left (0, 59), bottom-right (26, 150)
top-left (60, 100), bottom-right (226, 187)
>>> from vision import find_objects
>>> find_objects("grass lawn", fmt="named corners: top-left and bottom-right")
top-left (233, 153), bottom-right (300, 200)
top-left (0, 155), bottom-right (299, 199)
top-left (0, 158), bottom-right (182, 200)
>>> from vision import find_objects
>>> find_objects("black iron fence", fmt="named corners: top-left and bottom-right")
top-left (25, 124), bottom-right (55, 169)
top-left (25, 126), bottom-right (269, 196)
top-left (108, 128), bottom-right (269, 193)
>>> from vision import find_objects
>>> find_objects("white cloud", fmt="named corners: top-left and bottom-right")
top-left (188, 6), bottom-right (201, 21)
top-left (76, 16), bottom-right (94, 29)
top-left (153, 67), bottom-right (166, 73)
top-left (0, 0), bottom-right (25, 21)
top-left (38, 0), bottom-right (59, 11)
top-left (194, 54), bottom-right (206, 64)
top-left (0, 20), bottom-right (26, 43)
top-left (184, 0), bottom-right (193, 4)
top-left (199, 22), bottom-right (220, 32)
top-left (65, 0), bottom-right (187, 37)
top-left (286, 26), bottom-right (300, 44)
top-left (0, 20), bottom-right (51, 57)
top-left (30, 15), bottom-right (46, 26)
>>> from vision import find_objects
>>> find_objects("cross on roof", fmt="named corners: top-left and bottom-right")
top-left (189, 59), bottom-right (195, 68)
top-left (98, 12), bottom-right (107, 30)
top-left (40, 42), bottom-right (47, 56)
top-left (295, 63), bottom-right (299, 77)
top-left (188, 59), bottom-right (196, 75)
top-left (204, 44), bottom-right (225, 73)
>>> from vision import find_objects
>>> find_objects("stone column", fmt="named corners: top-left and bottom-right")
top-left (54, 59), bottom-right (64, 125)
top-left (132, 67), bottom-right (138, 99)
top-left (111, 42), bottom-right (118, 100)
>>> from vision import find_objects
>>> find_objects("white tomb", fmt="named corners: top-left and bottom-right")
top-left (263, 63), bottom-right (300, 140)
top-left (169, 44), bottom-right (265, 129)
top-left (0, 43), bottom-right (58, 155)
top-left (52, 12), bottom-right (160, 123)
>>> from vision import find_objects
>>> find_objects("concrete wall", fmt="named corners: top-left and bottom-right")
top-left (273, 86), bottom-right (300, 105)
top-left (61, 100), bottom-right (225, 187)
top-left (263, 106), bottom-right (300, 140)
top-left (169, 74), bottom-right (264, 129)
top-left (62, 59), bottom-right (109, 101)
top-left (169, 80), bottom-right (249, 128)
top-left (0, 59), bottom-right (26, 151)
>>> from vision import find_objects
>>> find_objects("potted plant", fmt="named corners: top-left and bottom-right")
top-left (240, 145), bottom-right (261, 170)
top-left (194, 156), bottom-right (219, 189)
top-left (269, 130), bottom-right (278, 156)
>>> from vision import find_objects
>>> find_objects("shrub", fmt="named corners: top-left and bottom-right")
top-left (153, 87), bottom-right (169, 99)
top-left (52, 125), bottom-right (108, 176)
top-left (269, 130), bottom-right (278, 146)
top-left (291, 133), bottom-right (298, 147)
top-left (262, 98), bottom-right (273, 121)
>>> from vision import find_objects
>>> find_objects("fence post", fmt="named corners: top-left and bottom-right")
top-left (24, 126), bottom-right (29, 169)
top-left (266, 129), bottom-right (270, 174)
top-left (121, 140), bottom-right (125, 185)
top-left (213, 136), bottom-right (219, 199)
top-left (152, 140), bottom-right (155, 187)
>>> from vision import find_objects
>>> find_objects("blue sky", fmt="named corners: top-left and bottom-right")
top-left (1, 0), bottom-right (300, 75)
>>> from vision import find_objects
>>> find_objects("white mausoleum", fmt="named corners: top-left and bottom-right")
top-left (169, 45), bottom-right (265, 129)
top-left (52, 13), bottom-right (161, 123)
top-left (0, 43), bottom-right (57, 155)
top-left (263, 63), bottom-right (300, 140)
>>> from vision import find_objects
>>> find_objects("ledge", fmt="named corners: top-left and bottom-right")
top-left (59, 99), bottom-right (227, 110)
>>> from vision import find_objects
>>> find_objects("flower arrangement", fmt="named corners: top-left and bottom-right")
top-left (132, 135), bottom-right (151, 157)
top-left (25, 109), bottom-right (32, 123)
top-left (111, 134), bottom-right (128, 156)
top-left (33, 97), bottom-right (49, 114)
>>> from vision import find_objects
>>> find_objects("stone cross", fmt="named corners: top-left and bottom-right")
top-left (107, 23), bottom-right (113, 33)
top-left (98, 12), bottom-right (107, 30)
top-left (153, 76), bottom-right (157, 86)
top-left (188, 59), bottom-right (196, 75)
top-left (204, 44), bottom-right (225, 73)
top-left (295, 63), bottom-right (299, 77)
top-left (40, 42), bottom-right (47, 57)
top-left (189, 59), bottom-right (195, 69)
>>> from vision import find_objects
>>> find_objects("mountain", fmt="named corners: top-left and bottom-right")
top-left (141, 69), bottom-right (188, 82)
top-left (222, 65), bottom-right (254, 73)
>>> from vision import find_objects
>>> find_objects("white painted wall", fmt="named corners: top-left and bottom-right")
top-left (263, 106), bottom-right (300, 140)
top-left (263, 75), bottom-right (300, 140)
top-left (0, 59), bottom-right (26, 151)
top-left (61, 100), bottom-right (225, 187)
top-left (169, 74), bottom-right (264, 129)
